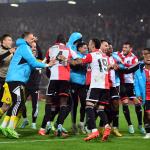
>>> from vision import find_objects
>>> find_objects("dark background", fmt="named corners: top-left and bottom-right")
top-left (0, 0), bottom-right (150, 56)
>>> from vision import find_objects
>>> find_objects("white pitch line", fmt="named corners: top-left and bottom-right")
top-left (0, 138), bottom-right (77, 144)
top-left (115, 136), bottom-right (143, 139)
top-left (0, 136), bottom-right (146, 144)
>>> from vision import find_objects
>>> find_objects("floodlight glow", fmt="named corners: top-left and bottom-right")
top-left (67, 1), bottom-right (76, 5)
top-left (10, 4), bottom-right (19, 7)
top-left (140, 19), bottom-right (143, 23)
top-left (98, 13), bottom-right (101, 16)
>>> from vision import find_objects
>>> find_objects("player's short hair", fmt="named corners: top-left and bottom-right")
top-left (0, 34), bottom-right (12, 43)
top-left (123, 41), bottom-right (133, 47)
top-left (21, 32), bottom-right (32, 38)
top-left (143, 48), bottom-right (150, 52)
top-left (56, 34), bottom-right (66, 44)
top-left (91, 38), bottom-right (100, 49)
top-left (100, 39), bottom-right (108, 45)
top-left (77, 41), bottom-right (87, 50)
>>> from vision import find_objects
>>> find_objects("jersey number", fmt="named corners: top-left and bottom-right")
top-left (98, 58), bottom-right (108, 72)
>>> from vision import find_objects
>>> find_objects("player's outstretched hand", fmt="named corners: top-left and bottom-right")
top-left (48, 58), bottom-right (56, 67)
top-left (57, 55), bottom-right (66, 61)
top-left (113, 64), bottom-right (119, 70)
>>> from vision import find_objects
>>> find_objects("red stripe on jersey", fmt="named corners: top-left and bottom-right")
top-left (108, 71), bottom-right (112, 87)
top-left (145, 69), bottom-right (150, 100)
top-left (86, 69), bottom-right (91, 86)
top-left (105, 73), bottom-right (110, 89)
top-left (132, 56), bottom-right (138, 64)
top-left (82, 53), bottom-right (92, 64)
top-left (58, 66), bottom-right (70, 80)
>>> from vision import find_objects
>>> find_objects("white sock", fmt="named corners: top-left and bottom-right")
top-left (80, 122), bottom-right (84, 126)
top-left (47, 121), bottom-right (50, 126)
top-left (24, 118), bottom-right (28, 122)
top-left (92, 129), bottom-right (98, 132)
top-left (8, 120), bottom-right (15, 129)
top-left (104, 124), bottom-right (110, 129)
top-left (58, 124), bottom-right (62, 129)
top-left (1, 121), bottom-right (8, 128)
top-left (32, 123), bottom-right (36, 126)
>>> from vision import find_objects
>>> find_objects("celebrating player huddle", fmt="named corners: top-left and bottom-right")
top-left (0, 31), bottom-right (150, 142)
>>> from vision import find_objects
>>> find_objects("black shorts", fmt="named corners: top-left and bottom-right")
top-left (70, 83), bottom-right (87, 100)
top-left (120, 83), bottom-right (136, 100)
top-left (45, 94), bottom-right (60, 107)
top-left (25, 88), bottom-right (39, 103)
top-left (86, 88), bottom-right (110, 105)
top-left (46, 80), bottom-right (70, 97)
top-left (144, 100), bottom-right (150, 112)
top-left (110, 87), bottom-right (120, 101)
top-left (7, 81), bottom-right (25, 116)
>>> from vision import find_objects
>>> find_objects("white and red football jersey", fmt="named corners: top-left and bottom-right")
top-left (109, 56), bottom-right (116, 87)
top-left (82, 49), bottom-right (110, 89)
top-left (45, 43), bottom-right (77, 81)
top-left (119, 52), bottom-right (138, 83)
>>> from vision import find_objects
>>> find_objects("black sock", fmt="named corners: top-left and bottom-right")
top-left (32, 116), bottom-right (37, 123)
top-left (105, 106), bottom-right (112, 124)
top-left (41, 104), bottom-right (51, 128)
top-left (95, 107), bottom-right (99, 120)
top-left (80, 106), bottom-right (85, 123)
top-left (80, 96), bottom-right (86, 123)
top-left (45, 104), bottom-right (51, 122)
top-left (72, 99), bottom-right (78, 124)
top-left (135, 104), bottom-right (142, 126)
top-left (99, 119), bottom-right (104, 127)
top-left (63, 105), bottom-right (71, 121)
top-left (86, 107), bottom-right (96, 130)
top-left (56, 105), bottom-right (70, 126)
top-left (32, 106), bottom-right (38, 123)
top-left (144, 112), bottom-right (150, 133)
top-left (97, 109), bottom-right (108, 126)
top-left (41, 116), bottom-right (47, 128)
top-left (57, 106), bottom-right (69, 125)
top-left (123, 104), bottom-right (132, 125)
top-left (50, 107), bottom-right (59, 121)
top-left (112, 110), bottom-right (119, 127)
top-left (22, 105), bottom-right (27, 118)
top-left (145, 123), bottom-right (150, 133)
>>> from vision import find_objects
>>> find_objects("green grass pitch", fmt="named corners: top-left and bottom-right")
top-left (0, 101), bottom-right (150, 150)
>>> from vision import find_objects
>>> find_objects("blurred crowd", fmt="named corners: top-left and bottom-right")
top-left (1, 15), bottom-right (150, 53)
